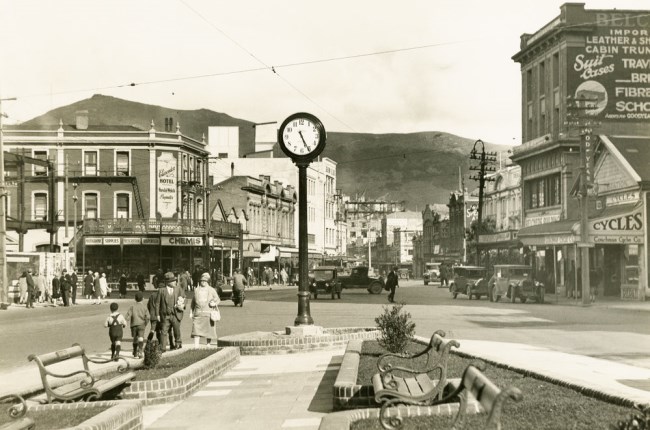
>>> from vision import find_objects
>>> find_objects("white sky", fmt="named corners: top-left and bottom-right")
top-left (0, 0), bottom-right (647, 145)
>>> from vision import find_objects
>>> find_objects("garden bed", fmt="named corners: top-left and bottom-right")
top-left (329, 338), bottom-right (636, 430)
top-left (0, 400), bottom-right (140, 430)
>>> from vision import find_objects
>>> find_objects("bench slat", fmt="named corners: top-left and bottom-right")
top-left (404, 377), bottom-right (425, 397)
top-left (30, 345), bottom-right (85, 367)
top-left (414, 373), bottom-right (435, 394)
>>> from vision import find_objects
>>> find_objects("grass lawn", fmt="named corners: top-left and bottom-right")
top-left (353, 340), bottom-right (635, 430)
top-left (0, 405), bottom-right (110, 429)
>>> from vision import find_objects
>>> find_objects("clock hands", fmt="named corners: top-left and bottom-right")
top-left (298, 131), bottom-right (310, 149)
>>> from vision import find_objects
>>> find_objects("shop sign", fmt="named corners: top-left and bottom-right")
top-left (543, 235), bottom-right (575, 245)
top-left (593, 235), bottom-right (644, 244)
top-left (157, 152), bottom-right (177, 218)
top-left (162, 236), bottom-right (204, 246)
top-left (478, 231), bottom-right (513, 243)
top-left (122, 238), bottom-right (142, 245)
top-left (589, 209), bottom-right (644, 242)
top-left (85, 237), bottom-right (102, 245)
top-left (103, 237), bottom-right (120, 245)
top-left (606, 191), bottom-right (639, 207)
top-left (524, 214), bottom-right (561, 227)
top-left (142, 238), bottom-right (160, 245)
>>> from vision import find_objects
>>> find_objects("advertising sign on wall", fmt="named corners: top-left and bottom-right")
top-left (157, 152), bottom-right (177, 218)
top-left (569, 13), bottom-right (650, 121)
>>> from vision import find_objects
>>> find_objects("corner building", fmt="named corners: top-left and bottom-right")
top-left (511, 3), bottom-right (649, 300)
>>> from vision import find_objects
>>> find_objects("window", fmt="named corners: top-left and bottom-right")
top-left (116, 193), bottom-right (130, 218)
top-left (182, 154), bottom-right (188, 181)
top-left (33, 150), bottom-right (48, 176)
top-left (34, 193), bottom-right (47, 220)
top-left (84, 193), bottom-right (98, 219)
top-left (84, 151), bottom-right (98, 176)
top-left (116, 151), bottom-right (129, 176)
top-left (526, 174), bottom-right (561, 209)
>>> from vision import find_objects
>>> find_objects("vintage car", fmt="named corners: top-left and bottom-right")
top-left (309, 266), bottom-right (342, 299)
top-left (338, 266), bottom-right (385, 294)
top-left (214, 275), bottom-right (233, 302)
top-left (449, 265), bottom-right (489, 300)
top-left (423, 263), bottom-right (441, 285)
top-left (487, 264), bottom-right (545, 304)
top-left (397, 268), bottom-right (410, 280)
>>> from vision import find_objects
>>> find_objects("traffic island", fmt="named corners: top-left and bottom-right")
top-left (218, 327), bottom-right (380, 355)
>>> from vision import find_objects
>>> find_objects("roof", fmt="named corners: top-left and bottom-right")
top-left (6, 124), bottom-right (144, 132)
top-left (600, 136), bottom-right (649, 183)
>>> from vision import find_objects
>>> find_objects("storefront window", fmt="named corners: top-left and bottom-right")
top-left (624, 244), bottom-right (639, 285)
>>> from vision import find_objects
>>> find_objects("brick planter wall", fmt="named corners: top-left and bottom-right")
top-left (26, 400), bottom-right (142, 430)
top-left (333, 340), bottom-right (376, 410)
top-left (219, 327), bottom-right (380, 355)
top-left (120, 346), bottom-right (239, 405)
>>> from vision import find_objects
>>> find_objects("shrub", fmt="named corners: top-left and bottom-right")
top-left (610, 404), bottom-right (650, 429)
top-left (374, 303), bottom-right (415, 353)
top-left (143, 339), bottom-right (161, 369)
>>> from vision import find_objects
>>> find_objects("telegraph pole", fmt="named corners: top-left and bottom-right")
top-left (0, 96), bottom-right (17, 306)
top-left (469, 139), bottom-right (497, 265)
top-left (567, 95), bottom-right (599, 306)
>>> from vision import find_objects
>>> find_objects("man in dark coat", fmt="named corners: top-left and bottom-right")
top-left (386, 266), bottom-right (399, 303)
top-left (60, 269), bottom-right (70, 306)
top-left (70, 270), bottom-right (78, 305)
top-left (156, 272), bottom-right (186, 351)
top-left (147, 280), bottom-right (164, 345)
top-left (25, 268), bottom-right (35, 308)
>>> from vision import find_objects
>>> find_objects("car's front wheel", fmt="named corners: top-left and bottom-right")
top-left (368, 282), bottom-right (383, 294)
top-left (467, 286), bottom-right (473, 300)
top-left (492, 288), bottom-right (500, 302)
top-left (510, 287), bottom-right (517, 303)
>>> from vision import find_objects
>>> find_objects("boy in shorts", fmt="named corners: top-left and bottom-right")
top-left (104, 302), bottom-right (127, 361)
top-left (126, 292), bottom-right (150, 358)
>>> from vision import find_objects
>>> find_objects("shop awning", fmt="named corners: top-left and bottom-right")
top-left (278, 246), bottom-right (299, 257)
top-left (517, 219), bottom-right (578, 246)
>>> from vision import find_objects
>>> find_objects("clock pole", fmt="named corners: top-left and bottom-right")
top-left (295, 160), bottom-right (314, 325)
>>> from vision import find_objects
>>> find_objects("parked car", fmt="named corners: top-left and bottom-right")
top-left (214, 276), bottom-right (233, 302)
top-left (309, 266), bottom-right (342, 299)
top-left (423, 263), bottom-right (441, 285)
top-left (338, 266), bottom-right (385, 294)
top-left (397, 268), bottom-right (410, 280)
top-left (449, 265), bottom-right (489, 300)
top-left (488, 265), bottom-right (545, 304)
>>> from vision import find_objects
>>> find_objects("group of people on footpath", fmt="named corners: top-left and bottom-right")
top-left (104, 269), bottom-right (225, 361)
top-left (18, 268), bottom-right (77, 308)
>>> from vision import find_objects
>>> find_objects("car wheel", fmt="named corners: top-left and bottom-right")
top-left (510, 288), bottom-right (516, 303)
top-left (467, 286), bottom-right (472, 300)
top-left (488, 287), bottom-right (494, 302)
top-left (368, 282), bottom-right (383, 294)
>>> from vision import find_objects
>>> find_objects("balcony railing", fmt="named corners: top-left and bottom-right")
top-left (78, 218), bottom-right (240, 238)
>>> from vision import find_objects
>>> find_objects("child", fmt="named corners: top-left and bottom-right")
top-left (104, 302), bottom-right (127, 361)
top-left (125, 292), bottom-right (150, 358)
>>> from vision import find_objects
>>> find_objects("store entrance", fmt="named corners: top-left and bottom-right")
top-left (602, 245), bottom-right (622, 297)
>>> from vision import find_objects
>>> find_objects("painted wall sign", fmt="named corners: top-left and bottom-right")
top-left (85, 238), bottom-right (102, 245)
top-left (142, 238), bottom-right (160, 245)
top-left (103, 237), bottom-right (121, 245)
top-left (589, 209), bottom-right (644, 243)
top-left (606, 191), bottom-right (639, 206)
top-left (161, 236), bottom-right (204, 246)
top-left (524, 213), bottom-right (561, 227)
top-left (568, 13), bottom-right (650, 121)
top-left (157, 152), bottom-right (177, 217)
top-left (122, 238), bottom-right (142, 245)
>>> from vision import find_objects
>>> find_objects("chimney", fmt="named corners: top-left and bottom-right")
top-left (75, 110), bottom-right (89, 130)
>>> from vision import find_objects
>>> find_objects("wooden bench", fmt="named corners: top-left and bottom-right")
top-left (0, 394), bottom-right (34, 430)
top-left (379, 362), bottom-right (523, 430)
top-left (28, 343), bottom-right (135, 403)
top-left (372, 330), bottom-right (460, 405)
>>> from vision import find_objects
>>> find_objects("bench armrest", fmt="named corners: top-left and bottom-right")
top-left (0, 394), bottom-right (28, 419)
top-left (85, 355), bottom-right (130, 373)
top-left (377, 347), bottom-right (431, 374)
top-left (380, 365), bottom-right (442, 390)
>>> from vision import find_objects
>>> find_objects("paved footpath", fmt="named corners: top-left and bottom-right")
top-left (144, 349), bottom-right (344, 430)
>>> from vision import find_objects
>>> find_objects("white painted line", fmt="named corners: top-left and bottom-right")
top-left (282, 417), bottom-right (322, 428)
top-left (193, 389), bottom-right (231, 397)
top-left (207, 380), bottom-right (242, 387)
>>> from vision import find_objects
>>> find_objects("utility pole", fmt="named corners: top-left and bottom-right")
top-left (469, 139), bottom-right (497, 265)
top-left (567, 95), bottom-right (599, 306)
top-left (0, 96), bottom-right (16, 306)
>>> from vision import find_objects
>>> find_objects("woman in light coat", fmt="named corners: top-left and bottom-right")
top-left (190, 272), bottom-right (220, 346)
top-left (99, 273), bottom-right (109, 300)
top-left (18, 272), bottom-right (28, 304)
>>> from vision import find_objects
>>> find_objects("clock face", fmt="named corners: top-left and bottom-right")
top-left (278, 113), bottom-right (326, 160)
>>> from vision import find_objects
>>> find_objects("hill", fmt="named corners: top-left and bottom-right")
top-left (20, 94), bottom-right (510, 210)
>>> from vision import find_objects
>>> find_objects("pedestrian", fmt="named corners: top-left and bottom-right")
top-left (104, 302), bottom-right (127, 361)
top-left (60, 269), bottom-right (71, 306)
top-left (18, 271), bottom-right (28, 304)
top-left (179, 269), bottom-right (190, 292)
top-left (83, 270), bottom-right (94, 299)
top-left (51, 273), bottom-right (61, 306)
top-left (33, 270), bottom-right (45, 303)
top-left (190, 272), bottom-right (220, 346)
top-left (25, 268), bottom-right (35, 308)
top-left (70, 269), bottom-right (78, 305)
top-left (136, 273), bottom-right (146, 292)
top-left (280, 267), bottom-right (288, 285)
top-left (273, 268), bottom-right (279, 285)
top-left (440, 263), bottom-right (449, 287)
top-left (156, 271), bottom-right (186, 351)
top-left (93, 272), bottom-right (102, 304)
top-left (386, 266), bottom-right (399, 303)
top-left (147, 279), bottom-right (164, 345)
top-left (125, 292), bottom-right (150, 358)
top-left (232, 267), bottom-right (247, 306)
top-left (118, 273), bottom-right (127, 298)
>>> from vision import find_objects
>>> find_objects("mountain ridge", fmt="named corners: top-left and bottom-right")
top-left (19, 94), bottom-right (512, 209)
